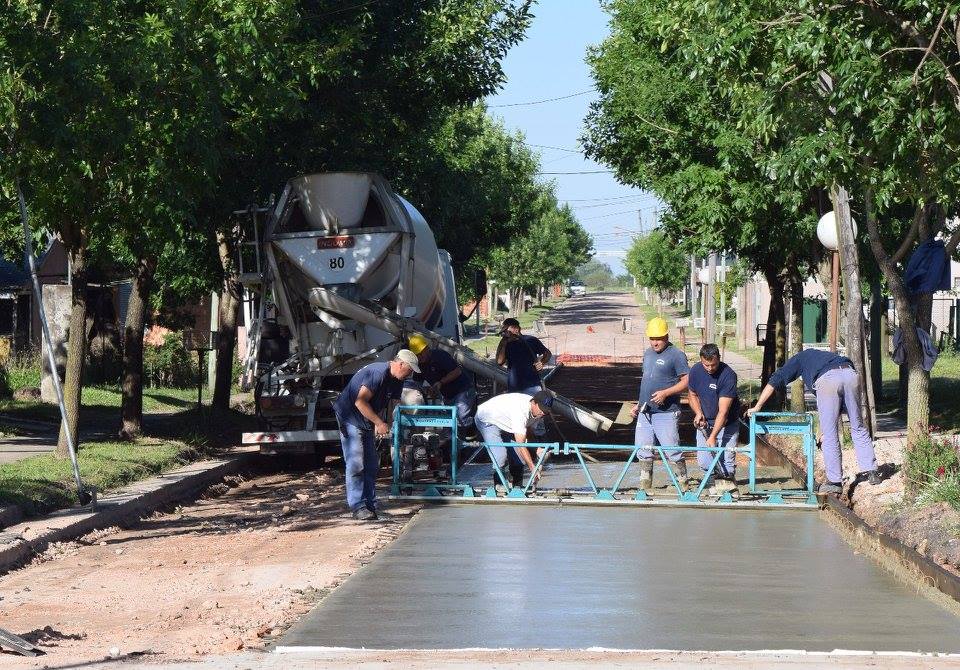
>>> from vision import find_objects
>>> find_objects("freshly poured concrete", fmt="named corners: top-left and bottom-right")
top-left (280, 506), bottom-right (960, 652)
top-left (455, 460), bottom-right (798, 495)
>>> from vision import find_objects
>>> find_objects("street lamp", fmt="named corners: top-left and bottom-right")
top-left (817, 211), bottom-right (857, 352)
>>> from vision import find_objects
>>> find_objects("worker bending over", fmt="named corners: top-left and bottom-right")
top-left (633, 317), bottom-right (690, 490)
top-left (333, 350), bottom-right (419, 520)
top-left (746, 348), bottom-right (881, 494)
top-left (475, 390), bottom-right (554, 490)
top-left (407, 334), bottom-right (477, 435)
top-left (686, 343), bottom-right (738, 493)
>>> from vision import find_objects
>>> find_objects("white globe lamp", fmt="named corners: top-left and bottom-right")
top-left (817, 211), bottom-right (857, 251)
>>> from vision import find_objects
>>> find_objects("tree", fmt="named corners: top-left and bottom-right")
top-left (486, 196), bottom-right (594, 313)
top-left (574, 260), bottom-right (615, 290)
top-left (1, 0), bottom-right (178, 455)
top-left (200, 1), bottom-right (535, 410)
top-left (625, 230), bottom-right (688, 311)
top-left (662, 0), bottom-right (960, 454)
top-left (583, 0), bottom-right (821, 385)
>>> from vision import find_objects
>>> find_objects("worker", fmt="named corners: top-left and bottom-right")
top-left (746, 349), bottom-right (881, 494)
top-left (407, 334), bottom-right (477, 435)
top-left (633, 317), bottom-right (690, 491)
top-left (474, 390), bottom-right (554, 490)
top-left (332, 349), bottom-right (420, 520)
top-left (496, 317), bottom-right (552, 394)
top-left (686, 343), bottom-right (738, 493)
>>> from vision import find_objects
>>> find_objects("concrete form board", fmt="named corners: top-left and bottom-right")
top-left (280, 506), bottom-right (960, 652)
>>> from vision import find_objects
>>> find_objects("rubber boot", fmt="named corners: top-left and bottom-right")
top-left (509, 463), bottom-right (525, 488)
top-left (671, 460), bottom-right (689, 491)
top-left (638, 459), bottom-right (653, 491)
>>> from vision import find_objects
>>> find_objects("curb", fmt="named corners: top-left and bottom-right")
top-left (0, 449), bottom-right (258, 575)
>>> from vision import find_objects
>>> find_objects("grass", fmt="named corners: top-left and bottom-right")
top-left (0, 438), bottom-right (197, 514)
top-left (0, 385), bottom-right (202, 424)
top-left (466, 298), bottom-right (566, 357)
top-left (879, 350), bottom-right (960, 433)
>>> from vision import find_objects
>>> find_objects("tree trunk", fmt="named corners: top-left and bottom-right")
top-left (789, 274), bottom-right (806, 414)
top-left (213, 231), bottom-right (240, 411)
top-left (57, 243), bottom-right (89, 458)
top-left (833, 186), bottom-right (874, 434)
top-left (761, 268), bottom-right (787, 390)
top-left (863, 196), bottom-right (930, 461)
top-left (119, 255), bottom-right (157, 440)
top-left (869, 277), bottom-right (884, 402)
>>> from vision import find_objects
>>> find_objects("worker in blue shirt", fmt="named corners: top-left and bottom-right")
top-left (746, 348), bottom-right (881, 493)
top-left (496, 317), bottom-right (552, 395)
top-left (686, 343), bottom-right (738, 493)
top-left (407, 334), bottom-right (477, 434)
top-left (333, 350), bottom-right (419, 520)
top-left (633, 317), bottom-right (690, 491)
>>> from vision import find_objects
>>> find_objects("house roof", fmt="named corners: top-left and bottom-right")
top-left (0, 257), bottom-right (27, 288)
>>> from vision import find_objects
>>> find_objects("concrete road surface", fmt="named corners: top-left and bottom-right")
top-left (279, 506), bottom-right (960, 652)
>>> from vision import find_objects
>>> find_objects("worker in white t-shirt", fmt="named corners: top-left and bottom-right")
top-left (474, 390), bottom-right (553, 488)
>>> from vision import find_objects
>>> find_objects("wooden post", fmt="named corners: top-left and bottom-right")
top-left (833, 187), bottom-right (876, 435)
top-left (828, 251), bottom-right (840, 352)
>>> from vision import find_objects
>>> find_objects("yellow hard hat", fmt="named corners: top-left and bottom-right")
top-left (407, 334), bottom-right (429, 355)
top-left (646, 317), bottom-right (669, 338)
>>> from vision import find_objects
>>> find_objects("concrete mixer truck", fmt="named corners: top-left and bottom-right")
top-left (238, 172), bottom-right (610, 455)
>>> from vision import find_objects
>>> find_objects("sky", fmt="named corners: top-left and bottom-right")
top-left (484, 1), bottom-right (662, 276)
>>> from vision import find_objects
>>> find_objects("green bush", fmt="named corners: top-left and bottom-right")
top-left (144, 332), bottom-right (198, 388)
top-left (905, 433), bottom-right (960, 505)
top-left (915, 471), bottom-right (960, 510)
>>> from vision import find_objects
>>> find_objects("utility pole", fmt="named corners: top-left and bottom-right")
top-left (689, 255), bottom-right (697, 319)
top-left (706, 252), bottom-right (717, 343)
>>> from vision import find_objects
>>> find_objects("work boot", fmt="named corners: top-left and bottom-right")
top-left (709, 477), bottom-right (737, 495)
top-left (509, 463), bottom-right (525, 488)
top-left (671, 460), bottom-right (689, 491)
top-left (867, 469), bottom-right (883, 486)
top-left (818, 481), bottom-right (843, 495)
top-left (353, 507), bottom-right (377, 521)
top-left (638, 459), bottom-right (654, 491)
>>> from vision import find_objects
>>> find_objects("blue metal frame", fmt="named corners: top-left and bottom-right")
top-left (562, 443), bottom-right (751, 504)
top-left (748, 412), bottom-right (817, 505)
top-left (389, 406), bottom-right (817, 507)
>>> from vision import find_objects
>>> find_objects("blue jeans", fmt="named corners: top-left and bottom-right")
top-left (337, 419), bottom-right (379, 512)
top-left (635, 410), bottom-right (682, 463)
top-left (445, 387), bottom-right (476, 429)
top-left (695, 421), bottom-right (737, 479)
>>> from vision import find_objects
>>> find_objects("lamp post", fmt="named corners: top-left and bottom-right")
top-left (817, 211), bottom-right (857, 353)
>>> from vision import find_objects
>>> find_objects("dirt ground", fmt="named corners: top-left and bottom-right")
top-left (0, 465), bottom-right (419, 668)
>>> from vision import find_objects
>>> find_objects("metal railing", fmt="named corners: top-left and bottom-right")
top-left (390, 406), bottom-right (817, 506)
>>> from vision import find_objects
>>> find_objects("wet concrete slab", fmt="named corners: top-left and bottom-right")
top-left (280, 506), bottom-right (960, 652)
top-left (453, 459), bottom-right (798, 496)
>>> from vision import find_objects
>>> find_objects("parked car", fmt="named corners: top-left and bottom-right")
top-left (568, 281), bottom-right (586, 297)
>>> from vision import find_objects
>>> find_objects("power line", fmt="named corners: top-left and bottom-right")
top-left (570, 197), bottom-right (651, 210)
top-left (563, 194), bottom-right (653, 202)
top-left (527, 143), bottom-right (581, 153)
top-left (537, 170), bottom-right (612, 175)
top-left (580, 207), bottom-right (659, 221)
top-left (301, 0), bottom-right (382, 19)
top-left (488, 89), bottom-right (595, 108)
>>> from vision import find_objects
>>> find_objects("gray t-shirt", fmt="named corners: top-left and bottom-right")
top-left (638, 344), bottom-right (690, 413)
